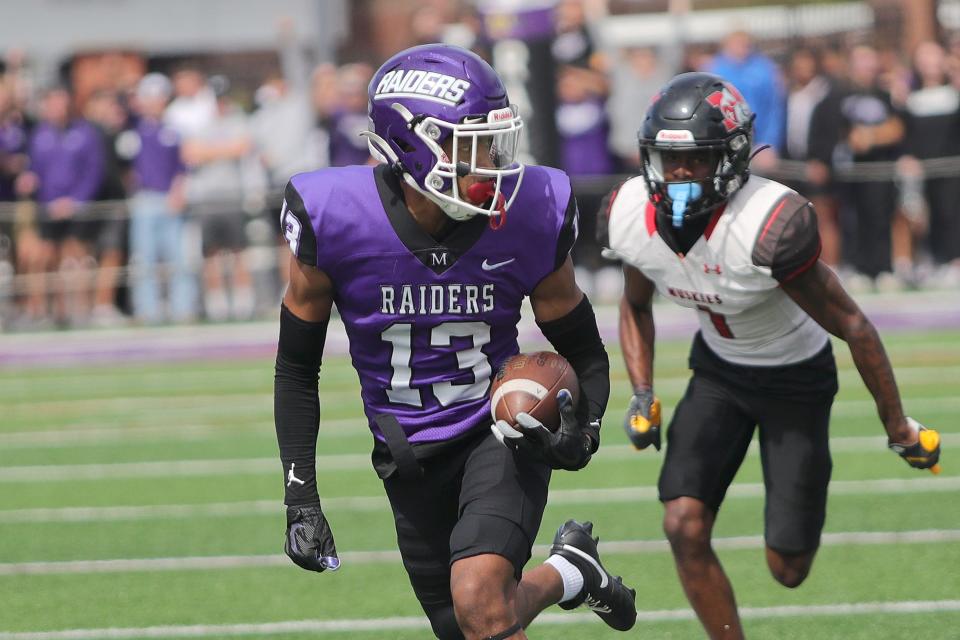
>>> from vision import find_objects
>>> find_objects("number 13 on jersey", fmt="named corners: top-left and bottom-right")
top-left (381, 321), bottom-right (493, 408)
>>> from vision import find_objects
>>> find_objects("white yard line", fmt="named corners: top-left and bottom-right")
top-left (3, 393), bottom-right (959, 449)
top-left (3, 431), bottom-right (960, 481)
top-left (2, 529), bottom-right (960, 577)
top-left (0, 455), bottom-right (370, 482)
top-left (831, 396), bottom-right (960, 417)
top-left (1, 599), bottom-right (959, 638)
top-left (1, 477), bottom-right (959, 523)
top-left (0, 418), bottom-right (365, 448)
top-left (4, 365), bottom-right (957, 412)
top-left (3, 352), bottom-right (957, 413)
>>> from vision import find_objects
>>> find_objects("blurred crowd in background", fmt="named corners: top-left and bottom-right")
top-left (1, 0), bottom-right (959, 332)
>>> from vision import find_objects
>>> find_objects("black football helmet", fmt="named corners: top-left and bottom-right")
top-left (638, 72), bottom-right (755, 228)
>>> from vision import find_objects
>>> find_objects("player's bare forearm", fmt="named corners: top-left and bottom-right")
top-left (784, 262), bottom-right (911, 442)
top-left (839, 313), bottom-right (910, 440)
top-left (620, 266), bottom-right (656, 391)
top-left (530, 256), bottom-right (585, 323)
top-left (619, 297), bottom-right (654, 391)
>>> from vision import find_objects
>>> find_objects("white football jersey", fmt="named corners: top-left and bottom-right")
top-left (605, 175), bottom-right (828, 366)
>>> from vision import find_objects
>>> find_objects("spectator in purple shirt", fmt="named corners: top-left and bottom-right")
top-left (83, 89), bottom-right (132, 327)
top-left (551, 0), bottom-right (614, 286)
top-left (17, 85), bottom-right (105, 326)
top-left (3, 80), bottom-right (46, 328)
top-left (122, 73), bottom-right (197, 324)
top-left (0, 82), bottom-right (28, 202)
top-left (325, 63), bottom-right (374, 167)
top-left (0, 81), bottom-right (29, 327)
top-left (552, 0), bottom-right (614, 178)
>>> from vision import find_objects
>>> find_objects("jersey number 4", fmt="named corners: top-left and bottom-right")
top-left (381, 321), bottom-right (492, 408)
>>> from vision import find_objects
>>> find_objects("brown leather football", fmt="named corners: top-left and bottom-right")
top-left (489, 351), bottom-right (579, 432)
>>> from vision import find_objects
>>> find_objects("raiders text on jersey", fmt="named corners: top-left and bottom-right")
top-left (380, 284), bottom-right (495, 316)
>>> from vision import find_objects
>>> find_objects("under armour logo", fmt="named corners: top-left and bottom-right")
top-left (286, 462), bottom-right (305, 487)
top-left (703, 263), bottom-right (722, 275)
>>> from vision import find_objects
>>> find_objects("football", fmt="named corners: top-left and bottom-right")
top-left (489, 351), bottom-right (579, 432)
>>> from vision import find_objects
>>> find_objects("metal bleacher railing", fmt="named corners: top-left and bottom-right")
top-left (0, 154), bottom-right (957, 329)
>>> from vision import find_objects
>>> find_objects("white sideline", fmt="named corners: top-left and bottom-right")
top-left (1, 600), bottom-right (959, 638)
top-left (2, 528), bottom-right (959, 576)
top-left (1, 476), bottom-right (959, 523)
top-left (2, 432), bottom-right (959, 482)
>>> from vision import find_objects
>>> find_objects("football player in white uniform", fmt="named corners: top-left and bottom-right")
top-left (599, 72), bottom-right (942, 639)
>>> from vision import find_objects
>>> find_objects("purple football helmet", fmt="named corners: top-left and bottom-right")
top-left (363, 44), bottom-right (524, 221)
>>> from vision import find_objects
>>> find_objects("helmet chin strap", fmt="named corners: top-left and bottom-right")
top-left (666, 182), bottom-right (703, 228)
top-left (362, 115), bottom-right (514, 222)
top-left (361, 129), bottom-right (475, 220)
top-left (360, 130), bottom-right (399, 166)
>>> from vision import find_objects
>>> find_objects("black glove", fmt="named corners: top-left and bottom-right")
top-left (285, 503), bottom-right (341, 572)
top-left (492, 389), bottom-right (593, 471)
top-left (889, 417), bottom-right (942, 473)
top-left (623, 389), bottom-right (662, 451)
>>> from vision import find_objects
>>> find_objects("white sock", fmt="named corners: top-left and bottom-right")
top-left (205, 289), bottom-right (230, 322)
top-left (231, 286), bottom-right (255, 320)
top-left (545, 555), bottom-right (584, 603)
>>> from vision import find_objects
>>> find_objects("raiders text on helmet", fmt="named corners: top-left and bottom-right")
top-left (363, 44), bottom-right (524, 221)
top-left (638, 72), bottom-right (755, 227)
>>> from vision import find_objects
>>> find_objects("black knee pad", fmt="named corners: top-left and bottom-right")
top-left (423, 602), bottom-right (464, 640)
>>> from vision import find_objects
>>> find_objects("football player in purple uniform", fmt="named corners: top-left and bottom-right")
top-left (600, 72), bottom-right (942, 639)
top-left (273, 44), bottom-right (637, 639)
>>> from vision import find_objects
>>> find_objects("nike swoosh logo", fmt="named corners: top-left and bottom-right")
top-left (561, 544), bottom-right (609, 588)
top-left (482, 258), bottom-right (516, 271)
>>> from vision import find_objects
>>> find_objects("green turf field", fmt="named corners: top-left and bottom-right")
top-left (0, 329), bottom-right (958, 639)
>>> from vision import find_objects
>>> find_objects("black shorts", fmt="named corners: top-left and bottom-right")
top-left (193, 203), bottom-right (247, 255)
top-left (95, 217), bottom-right (126, 253)
top-left (37, 218), bottom-right (98, 245)
top-left (658, 334), bottom-right (838, 554)
top-left (383, 428), bottom-right (551, 612)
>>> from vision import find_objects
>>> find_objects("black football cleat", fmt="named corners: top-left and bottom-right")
top-left (549, 519), bottom-right (637, 631)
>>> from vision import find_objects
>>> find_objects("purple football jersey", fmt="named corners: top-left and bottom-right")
top-left (281, 164), bottom-right (576, 444)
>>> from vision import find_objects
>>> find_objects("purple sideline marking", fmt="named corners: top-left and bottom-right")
top-left (2, 296), bottom-right (960, 369)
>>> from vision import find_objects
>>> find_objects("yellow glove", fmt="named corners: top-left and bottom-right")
top-left (888, 417), bottom-right (942, 474)
top-left (623, 389), bottom-right (662, 451)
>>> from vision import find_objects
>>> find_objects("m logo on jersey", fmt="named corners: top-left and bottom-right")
top-left (374, 69), bottom-right (471, 106)
top-left (706, 85), bottom-right (752, 133)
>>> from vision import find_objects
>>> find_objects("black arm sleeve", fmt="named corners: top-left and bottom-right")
top-left (274, 304), bottom-right (329, 505)
top-left (537, 296), bottom-right (609, 452)
top-left (554, 189), bottom-right (579, 271)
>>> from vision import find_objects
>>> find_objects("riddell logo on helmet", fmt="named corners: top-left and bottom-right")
top-left (374, 69), bottom-right (472, 106)
top-left (706, 86), bottom-right (752, 133)
top-left (656, 129), bottom-right (694, 142)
